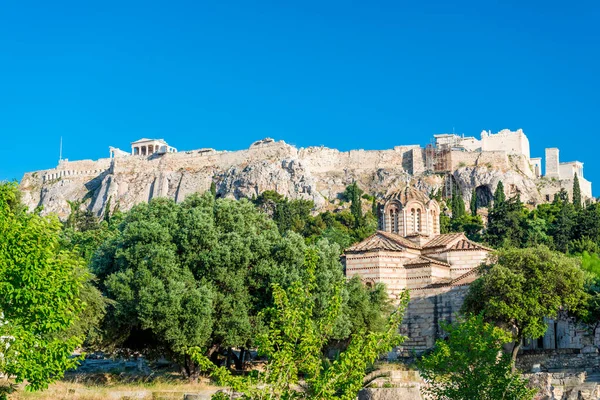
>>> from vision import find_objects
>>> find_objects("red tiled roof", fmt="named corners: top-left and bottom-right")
top-left (404, 256), bottom-right (451, 268)
top-left (423, 233), bottom-right (465, 249)
top-left (414, 268), bottom-right (480, 290)
top-left (422, 233), bottom-right (491, 253)
top-left (345, 231), bottom-right (421, 253)
top-left (448, 239), bottom-right (492, 252)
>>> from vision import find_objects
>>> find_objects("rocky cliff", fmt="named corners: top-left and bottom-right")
top-left (20, 140), bottom-right (545, 219)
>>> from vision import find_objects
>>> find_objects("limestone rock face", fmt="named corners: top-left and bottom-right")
top-left (453, 166), bottom-right (543, 207)
top-left (19, 141), bottom-right (546, 219)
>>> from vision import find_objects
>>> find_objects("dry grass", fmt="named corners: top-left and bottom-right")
top-left (8, 374), bottom-right (220, 400)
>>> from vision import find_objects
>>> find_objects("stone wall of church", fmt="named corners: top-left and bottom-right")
top-left (405, 265), bottom-right (451, 290)
top-left (445, 250), bottom-right (489, 279)
top-left (345, 250), bottom-right (419, 300)
top-left (395, 285), bottom-right (470, 356)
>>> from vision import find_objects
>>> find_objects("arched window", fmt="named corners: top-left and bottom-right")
top-left (390, 207), bottom-right (399, 233)
top-left (416, 209), bottom-right (422, 232)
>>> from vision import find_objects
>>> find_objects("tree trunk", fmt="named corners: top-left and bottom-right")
top-left (511, 339), bottom-right (522, 373)
top-left (208, 344), bottom-right (221, 366)
top-left (184, 354), bottom-right (200, 384)
top-left (231, 348), bottom-right (244, 371)
top-left (226, 347), bottom-right (232, 369)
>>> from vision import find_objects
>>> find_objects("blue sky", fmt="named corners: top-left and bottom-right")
top-left (1, 1), bottom-right (598, 194)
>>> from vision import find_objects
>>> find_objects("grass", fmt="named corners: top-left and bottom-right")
top-left (9, 374), bottom-right (220, 400)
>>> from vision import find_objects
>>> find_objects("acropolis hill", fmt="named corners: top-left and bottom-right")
top-left (19, 130), bottom-right (593, 219)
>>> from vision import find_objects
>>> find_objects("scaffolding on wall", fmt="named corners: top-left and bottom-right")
top-left (425, 144), bottom-right (451, 173)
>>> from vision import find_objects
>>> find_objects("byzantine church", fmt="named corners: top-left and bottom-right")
top-left (344, 186), bottom-right (491, 353)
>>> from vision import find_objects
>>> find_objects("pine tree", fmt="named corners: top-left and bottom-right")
top-left (493, 181), bottom-right (506, 206)
top-left (470, 188), bottom-right (478, 216)
top-left (573, 173), bottom-right (582, 210)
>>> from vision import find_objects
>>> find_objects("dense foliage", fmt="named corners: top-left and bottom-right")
top-left (462, 246), bottom-right (588, 365)
top-left (91, 193), bottom-right (389, 379)
top-left (193, 249), bottom-right (408, 400)
top-left (0, 182), bottom-right (89, 396)
top-left (419, 314), bottom-right (535, 400)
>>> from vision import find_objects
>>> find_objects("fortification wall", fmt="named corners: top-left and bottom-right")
top-left (448, 150), bottom-right (510, 171)
top-left (481, 129), bottom-right (530, 159)
top-left (20, 138), bottom-right (568, 219)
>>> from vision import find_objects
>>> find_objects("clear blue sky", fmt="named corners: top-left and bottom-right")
top-left (1, 1), bottom-right (598, 194)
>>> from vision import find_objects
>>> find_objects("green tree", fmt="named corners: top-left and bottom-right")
top-left (348, 182), bottom-right (364, 229)
top-left (573, 173), bottom-right (582, 210)
top-left (93, 194), bottom-right (366, 378)
top-left (196, 249), bottom-right (408, 400)
top-left (451, 184), bottom-right (465, 220)
top-left (371, 197), bottom-right (378, 219)
top-left (550, 193), bottom-right (576, 252)
top-left (462, 246), bottom-right (588, 367)
top-left (493, 181), bottom-right (506, 205)
top-left (0, 182), bottom-right (87, 396)
top-left (419, 314), bottom-right (536, 400)
top-left (470, 188), bottom-right (478, 216)
top-left (484, 196), bottom-right (525, 248)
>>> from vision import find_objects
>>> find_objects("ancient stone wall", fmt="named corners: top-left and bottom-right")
top-left (397, 285), bottom-right (470, 355)
top-left (546, 148), bottom-right (560, 178)
top-left (448, 150), bottom-right (510, 171)
top-left (481, 128), bottom-right (531, 159)
top-left (20, 138), bottom-right (588, 219)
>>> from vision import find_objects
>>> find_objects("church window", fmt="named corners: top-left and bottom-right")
top-left (390, 207), bottom-right (399, 233)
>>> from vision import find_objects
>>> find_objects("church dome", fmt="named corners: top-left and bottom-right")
top-left (380, 186), bottom-right (441, 238)
top-left (385, 186), bottom-right (431, 206)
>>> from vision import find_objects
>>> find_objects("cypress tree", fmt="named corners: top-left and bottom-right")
top-left (573, 173), bottom-right (582, 210)
top-left (349, 182), bottom-right (363, 228)
top-left (210, 182), bottom-right (217, 198)
top-left (493, 181), bottom-right (506, 206)
top-left (451, 184), bottom-right (466, 219)
top-left (372, 197), bottom-right (378, 218)
top-left (470, 188), bottom-right (478, 216)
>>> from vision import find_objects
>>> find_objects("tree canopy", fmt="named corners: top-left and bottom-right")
top-left (419, 314), bottom-right (535, 400)
top-left (0, 182), bottom-right (88, 396)
top-left (92, 192), bottom-right (388, 379)
top-left (462, 246), bottom-right (588, 365)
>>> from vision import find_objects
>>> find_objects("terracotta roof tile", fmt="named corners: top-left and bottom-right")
top-left (404, 256), bottom-right (451, 268)
top-left (448, 239), bottom-right (492, 252)
top-left (345, 231), bottom-right (420, 253)
top-left (423, 233), bottom-right (465, 249)
top-left (415, 268), bottom-right (480, 290)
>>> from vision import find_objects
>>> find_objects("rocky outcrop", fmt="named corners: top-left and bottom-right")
top-left (19, 140), bottom-right (547, 219)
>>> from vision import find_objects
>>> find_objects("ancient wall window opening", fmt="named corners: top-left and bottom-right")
top-left (410, 208), bottom-right (415, 234)
top-left (416, 209), bottom-right (422, 232)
